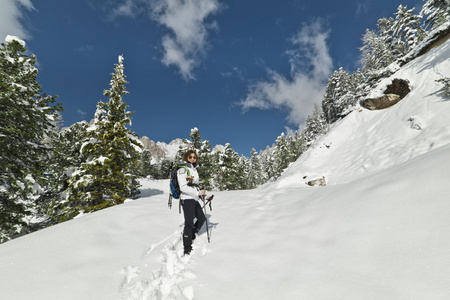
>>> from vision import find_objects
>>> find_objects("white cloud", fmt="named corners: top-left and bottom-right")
top-left (0, 0), bottom-right (35, 41)
top-left (220, 66), bottom-right (243, 80)
top-left (76, 44), bottom-right (95, 53)
top-left (107, 0), bottom-right (142, 18)
top-left (150, 0), bottom-right (223, 80)
top-left (105, 0), bottom-right (223, 80)
top-left (77, 109), bottom-right (87, 118)
top-left (239, 20), bottom-right (333, 126)
top-left (355, 0), bottom-right (370, 16)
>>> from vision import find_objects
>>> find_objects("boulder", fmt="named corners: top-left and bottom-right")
top-left (362, 78), bottom-right (410, 110)
top-left (306, 176), bottom-right (326, 187)
top-left (384, 78), bottom-right (410, 98)
top-left (362, 93), bottom-right (401, 110)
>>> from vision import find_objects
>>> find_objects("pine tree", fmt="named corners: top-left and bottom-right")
top-left (322, 68), bottom-right (365, 123)
top-left (138, 150), bottom-right (153, 177)
top-left (0, 37), bottom-right (62, 242)
top-left (322, 68), bottom-right (365, 124)
top-left (43, 121), bottom-right (89, 222)
top-left (360, 25), bottom-right (395, 79)
top-left (66, 55), bottom-right (142, 215)
top-left (420, 0), bottom-right (450, 31)
top-left (38, 121), bottom-right (89, 224)
top-left (303, 105), bottom-right (328, 145)
top-left (286, 130), bottom-right (308, 162)
top-left (178, 128), bottom-right (215, 189)
top-left (391, 5), bottom-right (425, 56)
top-left (259, 145), bottom-right (276, 182)
top-left (248, 148), bottom-right (263, 188)
top-left (436, 77), bottom-right (450, 96)
top-left (218, 143), bottom-right (245, 190)
top-left (273, 133), bottom-right (291, 177)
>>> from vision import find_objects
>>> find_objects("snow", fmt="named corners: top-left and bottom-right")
top-left (5, 35), bottom-right (25, 46)
top-left (1, 40), bottom-right (450, 300)
top-left (156, 138), bottom-right (186, 160)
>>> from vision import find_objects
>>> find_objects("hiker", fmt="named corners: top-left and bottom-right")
top-left (178, 150), bottom-right (212, 255)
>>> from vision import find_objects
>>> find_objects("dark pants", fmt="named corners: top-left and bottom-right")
top-left (181, 199), bottom-right (206, 253)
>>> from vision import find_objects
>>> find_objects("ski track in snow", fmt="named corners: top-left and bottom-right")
top-left (120, 227), bottom-right (211, 300)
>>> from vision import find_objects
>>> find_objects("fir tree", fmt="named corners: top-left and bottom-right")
top-left (138, 150), bottom-right (153, 177)
top-left (0, 37), bottom-right (62, 242)
top-left (273, 133), bottom-right (291, 177)
top-left (420, 0), bottom-right (450, 31)
top-left (303, 105), bottom-right (328, 145)
top-left (436, 77), bottom-right (450, 96)
top-left (322, 68), bottom-right (366, 124)
top-left (218, 143), bottom-right (245, 190)
top-left (66, 55), bottom-right (142, 215)
top-left (286, 130), bottom-right (308, 162)
top-left (360, 27), bottom-right (395, 78)
top-left (39, 121), bottom-right (89, 224)
top-left (178, 128), bottom-right (215, 189)
top-left (391, 5), bottom-right (425, 57)
top-left (248, 148), bottom-right (263, 188)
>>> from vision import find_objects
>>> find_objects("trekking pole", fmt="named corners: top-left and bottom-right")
top-left (201, 195), bottom-right (214, 210)
top-left (201, 194), bottom-right (211, 243)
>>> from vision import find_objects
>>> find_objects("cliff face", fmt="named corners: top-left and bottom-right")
top-left (139, 136), bottom-right (187, 162)
top-left (140, 136), bottom-right (166, 160)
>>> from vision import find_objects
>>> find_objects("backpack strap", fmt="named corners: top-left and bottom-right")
top-left (173, 164), bottom-right (191, 214)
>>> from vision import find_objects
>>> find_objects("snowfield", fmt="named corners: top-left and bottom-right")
top-left (0, 41), bottom-right (449, 300)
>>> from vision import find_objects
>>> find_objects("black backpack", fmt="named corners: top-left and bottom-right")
top-left (168, 163), bottom-right (190, 213)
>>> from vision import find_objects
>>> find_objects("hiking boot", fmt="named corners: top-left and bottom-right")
top-left (192, 227), bottom-right (199, 240)
top-left (184, 247), bottom-right (192, 255)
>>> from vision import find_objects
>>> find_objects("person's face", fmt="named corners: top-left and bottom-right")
top-left (187, 154), bottom-right (197, 163)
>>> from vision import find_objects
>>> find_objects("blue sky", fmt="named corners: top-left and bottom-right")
top-left (1, 0), bottom-right (423, 155)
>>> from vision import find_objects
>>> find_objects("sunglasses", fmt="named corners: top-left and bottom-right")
top-left (188, 155), bottom-right (197, 160)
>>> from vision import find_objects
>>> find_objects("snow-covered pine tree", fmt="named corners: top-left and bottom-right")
top-left (240, 155), bottom-right (251, 190)
top-left (189, 127), bottom-right (203, 150)
top-left (322, 68), bottom-right (366, 124)
top-left (217, 143), bottom-right (245, 191)
top-left (177, 128), bottom-right (215, 189)
top-left (360, 27), bottom-right (395, 81)
top-left (43, 121), bottom-right (90, 223)
top-left (66, 55), bottom-right (143, 215)
top-left (420, 0), bottom-right (450, 31)
top-left (247, 148), bottom-right (264, 188)
top-left (391, 5), bottom-right (426, 57)
top-left (0, 36), bottom-right (62, 242)
top-left (436, 77), bottom-right (450, 96)
top-left (303, 105), bottom-right (328, 145)
top-left (138, 149), bottom-right (153, 177)
top-left (259, 145), bottom-right (276, 181)
top-left (37, 121), bottom-right (89, 224)
top-left (273, 133), bottom-right (291, 177)
top-left (286, 130), bottom-right (308, 163)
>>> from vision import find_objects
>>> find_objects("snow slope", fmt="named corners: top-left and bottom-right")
top-left (0, 41), bottom-right (449, 300)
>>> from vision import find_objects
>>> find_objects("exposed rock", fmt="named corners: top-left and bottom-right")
top-left (306, 176), bottom-right (326, 187)
top-left (362, 78), bottom-right (410, 110)
top-left (140, 136), bottom-right (166, 160)
top-left (362, 93), bottom-right (401, 110)
top-left (384, 78), bottom-right (410, 99)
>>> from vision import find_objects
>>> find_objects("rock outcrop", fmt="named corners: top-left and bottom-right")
top-left (140, 136), bottom-right (166, 160)
top-left (362, 78), bottom-right (410, 110)
top-left (306, 176), bottom-right (327, 187)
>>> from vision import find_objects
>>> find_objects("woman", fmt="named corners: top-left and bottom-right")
top-left (178, 150), bottom-right (211, 255)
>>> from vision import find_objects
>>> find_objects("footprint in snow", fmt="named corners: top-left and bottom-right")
top-left (120, 230), bottom-right (210, 300)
